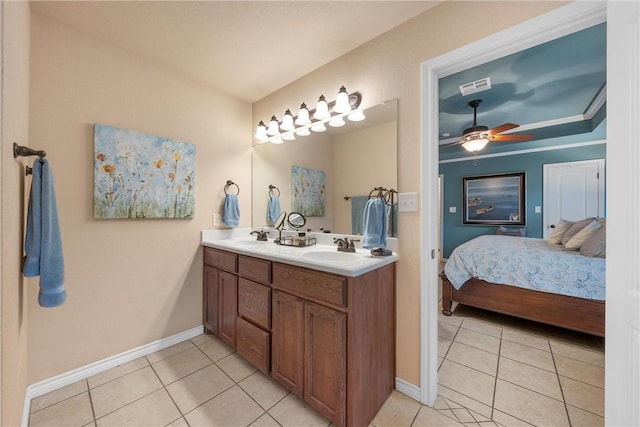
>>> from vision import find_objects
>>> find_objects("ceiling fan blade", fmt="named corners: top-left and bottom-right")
top-left (491, 134), bottom-right (534, 142)
top-left (440, 140), bottom-right (463, 148)
top-left (488, 123), bottom-right (519, 135)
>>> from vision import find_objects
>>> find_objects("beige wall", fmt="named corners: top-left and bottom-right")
top-left (1, 2), bottom-right (32, 425)
top-left (27, 13), bottom-right (252, 383)
top-left (253, 0), bottom-right (565, 386)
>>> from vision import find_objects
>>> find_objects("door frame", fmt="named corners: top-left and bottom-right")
top-left (542, 158), bottom-right (605, 239)
top-left (419, 2), bottom-right (607, 406)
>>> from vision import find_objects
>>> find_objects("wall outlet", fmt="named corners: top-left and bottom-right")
top-left (213, 213), bottom-right (221, 227)
top-left (398, 192), bottom-right (419, 213)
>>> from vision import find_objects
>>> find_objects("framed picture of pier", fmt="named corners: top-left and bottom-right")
top-left (462, 172), bottom-right (525, 225)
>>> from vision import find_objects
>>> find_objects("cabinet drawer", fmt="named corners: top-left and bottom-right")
top-left (204, 247), bottom-right (237, 272)
top-left (236, 317), bottom-right (270, 373)
top-left (238, 256), bottom-right (271, 284)
top-left (273, 263), bottom-right (347, 307)
top-left (238, 278), bottom-right (271, 329)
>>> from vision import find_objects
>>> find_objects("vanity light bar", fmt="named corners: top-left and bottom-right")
top-left (254, 87), bottom-right (363, 144)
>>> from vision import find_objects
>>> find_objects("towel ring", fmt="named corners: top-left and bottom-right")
top-left (224, 180), bottom-right (240, 195)
top-left (368, 186), bottom-right (387, 200)
top-left (269, 185), bottom-right (280, 197)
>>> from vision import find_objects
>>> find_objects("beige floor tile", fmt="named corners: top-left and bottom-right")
top-left (554, 354), bottom-right (604, 388)
top-left (494, 380), bottom-right (569, 426)
top-left (197, 336), bottom-right (235, 362)
top-left (500, 340), bottom-right (555, 372)
top-left (216, 352), bottom-right (258, 382)
top-left (491, 409), bottom-right (534, 427)
top-left (96, 389), bottom-right (180, 426)
top-left (433, 396), bottom-right (450, 410)
top-left (29, 392), bottom-right (94, 427)
top-left (454, 328), bottom-right (501, 355)
top-left (91, 366), bottom-right (163, 418)
top-left (146, 340), bottom-right (195, 364)
top-left (497, 357), bottom-right (562, 401)
top-left (88, 357), bottom-right (149, 389)
top-left (445, 342), bottom-right (498, 376)
top-left (166, 417), bottom-right (189, 427)
top-left (566, 404), bottom-right (604, 427)
top-left (185, 385), bottom-right (265, 426)
top-left (166, 364), bottom-right (234, 413)
top-left (438, 360), bottom-right (495, 406)
top-left (439, 313), bottom-right (464, 328)
top-left (559, 376), bottom-right (604, 417)
top-left (239, 371), bottom-right (290, 410)
top-left (439, 321), bottom-right (459, 340)
top-left (412, 405), bottom-right (463, 426)
top-left (370, 390), bottom-right (421, 427)
top-left (439, 337), bottom-right (453, 358)
top-left (437, 385), bottom-right (492, 419)
top-left (549, 340), bottom-right (604, 367)
top-left (452, 407), bottom-right (477, 423)
top-left (461, 317), bottom-right (503, 338)
top-left (190, 333), bottom-right (216, 346)
top-left (152, 346), bottom-right (212, 385)
top-left (250, 413), bottom-right (281, 427)
top-left (501, 328), bottom-right (550, 352)
top-left (31, 380), bottom-right (88, 413)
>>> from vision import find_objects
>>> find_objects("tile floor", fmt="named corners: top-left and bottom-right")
top-left (29, 305), bottom-right (604, 427)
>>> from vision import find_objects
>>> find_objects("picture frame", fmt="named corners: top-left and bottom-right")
top-left (462, 172), bottom-right (525, 225)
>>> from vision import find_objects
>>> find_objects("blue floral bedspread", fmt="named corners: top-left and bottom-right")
top-left (444, 235), bottom-right (605, 300)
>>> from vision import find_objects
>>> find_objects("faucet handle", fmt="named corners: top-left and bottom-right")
top-left (347, 238), bottom-right (360, 248)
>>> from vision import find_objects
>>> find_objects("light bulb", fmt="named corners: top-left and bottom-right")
top-left (329, 116), bottom-right (345, 127)
top-left (311, 122), bottom-right (327, 132)
top-left (333, 86), bottom-right (351, 113)
top-left (254, 121), bottom-right (268, 141)
top-left (266, 115), bottom-right (280, 136)
top-left (270, 136), bottom-right (284, 144)
top-left (295, 103), bottom-right (311, 126)
top-left (282, 132), bottom-right (295, 141)
top-left (461, 138), bottom-right (489, 152)
top-left (313, 95), bottom-right (330, 120)
top-left (296, 127), bottom-right (311, 136)
top-left (281, 109), bottom-right (295, 131)
top-left (347, 109), bottom-right (365, 122)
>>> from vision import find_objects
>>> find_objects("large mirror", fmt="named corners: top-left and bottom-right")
top-left (252, 99), bottom-right (398, 236)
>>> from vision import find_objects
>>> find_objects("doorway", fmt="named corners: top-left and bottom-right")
top-left (419, 1), bottom-right (608, 408)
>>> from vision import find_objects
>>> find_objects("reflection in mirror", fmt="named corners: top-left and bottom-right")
top-left (288, 212), bottom-right (306, 229)
top-left (252, 100), bottom-right (398, 236)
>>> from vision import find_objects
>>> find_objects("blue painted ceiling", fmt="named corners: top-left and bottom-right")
top-left (439, 23), bottom-right (606, 151)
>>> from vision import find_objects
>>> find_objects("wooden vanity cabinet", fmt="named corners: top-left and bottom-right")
top-left (203, 247), bottom-right (237, 347)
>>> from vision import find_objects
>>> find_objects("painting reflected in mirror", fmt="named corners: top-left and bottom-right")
top-left (252, 100), bottom-right (398, 236)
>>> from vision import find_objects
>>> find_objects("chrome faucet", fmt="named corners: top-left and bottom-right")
top-left (250, 230), bottom-right (268, 241)
top-left (333, 237), bottom-right (359, 252)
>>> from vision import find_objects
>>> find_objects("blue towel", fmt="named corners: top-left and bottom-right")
top-left (266, 196), bottom-right (281, 225)
top-left (362, 198), bottom-right (388, 249)
top-left (350, 196), bottom-right (368, 235)
top-left (223, 194), bottom-right (240, 227)
top-left (23, 159), bottom-right (66, 307)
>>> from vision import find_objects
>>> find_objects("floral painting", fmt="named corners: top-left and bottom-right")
top-left (291, 165), bottom-right (325, 216)
top-left (94, 124), bottom-right (196, 219)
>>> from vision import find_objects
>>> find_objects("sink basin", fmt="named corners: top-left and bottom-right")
top-left (301, 251), bottom-right (368, 262)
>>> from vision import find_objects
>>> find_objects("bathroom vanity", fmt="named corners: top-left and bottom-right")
top-left (201, 233), bottom-right (397, 427)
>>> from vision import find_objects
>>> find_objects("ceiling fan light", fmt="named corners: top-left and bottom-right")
top-left (462, 138), bottom-right (489, 152)
top-left (347, 109), bottom-right (365, 122)
top-left (295, 103), bottom-right (311, 126)
top-left (266, 115), bottom-right (280, 136)
top-left (281, 109), bottom-right (295, 131)
top-left (254, 120), bottom-right (268, 141)
top-left (333, 86), bottom-right (351, 113)
top-left (313, 95), bottom-right (330, 120)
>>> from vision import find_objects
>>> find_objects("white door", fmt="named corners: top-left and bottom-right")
top-left (606, 2), bottom-right (640, 426)
top-left (543, 159), bottom-right (605, 239)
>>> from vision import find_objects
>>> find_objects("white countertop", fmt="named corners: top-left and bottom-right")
top-left (201, 229), bottom-right (398, 277)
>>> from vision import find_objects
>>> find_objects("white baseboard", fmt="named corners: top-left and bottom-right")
top-left (22, 325), bottom-right (203, 426)
top-left (395, 377), bottom-right (421, 402)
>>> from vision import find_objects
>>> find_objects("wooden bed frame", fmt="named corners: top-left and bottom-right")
top-left (441, 273), bottom-right (605, 337)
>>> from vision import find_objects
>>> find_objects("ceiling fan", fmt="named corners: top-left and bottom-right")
top-left (444, 99), bottom-right (534, 152)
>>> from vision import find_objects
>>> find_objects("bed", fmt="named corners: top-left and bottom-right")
top-left (441, 235), bottom-right (605, 336)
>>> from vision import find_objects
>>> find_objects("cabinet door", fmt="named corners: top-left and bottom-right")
top-left (304, 301), bottom-right (346, 426)
top-left (271, 290), bottom-right (304, 396)
top-left (218, 271), bottom-right (237, 347)
top-left (203, 266), bottom-right (220, 335)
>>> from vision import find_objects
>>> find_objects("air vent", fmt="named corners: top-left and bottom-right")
top-left (459, 77), bottom-right (492, 96)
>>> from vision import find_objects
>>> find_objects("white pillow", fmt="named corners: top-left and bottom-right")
top-left (548, 219), bottom-right (574, 245)
top-left (565, 219), bottom-right (602, 250)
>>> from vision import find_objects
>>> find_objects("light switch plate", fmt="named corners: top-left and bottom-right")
top-left (213, 213), bottom-right (221, 226)
top-left (534, 206), bottom-right (542, 213)
top-left (398, 192), bottom-right (419, 212)
top-left (449, 206), bottom-right (457, 213)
